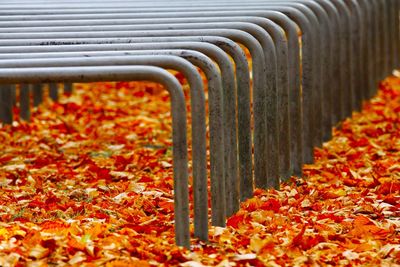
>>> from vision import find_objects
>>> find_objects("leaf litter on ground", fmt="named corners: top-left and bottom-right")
top-left (0, 75), bottom-right (399, 266)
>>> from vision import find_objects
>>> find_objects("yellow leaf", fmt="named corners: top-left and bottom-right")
top-left (29, 245), bottom-right (49, 259)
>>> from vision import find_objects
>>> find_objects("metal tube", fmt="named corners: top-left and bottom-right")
top-left (358, 0), bottom-right (376, 98)
top-left (0, 38), bottom-right (246, 221)
top-left (0, 54), bottom-right (209, 241)
top-left (19, 83), bottom-right (30, 121)
top-left (0, 5), bottom-right (322, 165)
top-left (0, 65), bottom-right (190, 248)
top-left (49, 83), bottom-right (58, 101)
top-left (347, 0), bottom-right (368, 103)
top-left (32, 83), bottom-right (42, 107)
top-left (0, 51), bottom-right (222, 242)
top-left (370, 0), bottom-right (382, 94)
top-left (314, 0), bottom-right (343, 125)
top-left (0, 12), bottom-right (291, 182)
top-left (0, 14), bottom-right (288, 194)
top-left (0, 8), bottom-right (312, 169)
top-left (0, 23), bottom-right (275, 196)
top-left (0, 84), bottom-right (13, 124)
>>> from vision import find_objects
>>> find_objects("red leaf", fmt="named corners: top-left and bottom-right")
top-left (377, 181), bottom-right (400, 195)
top-left (227, 214), bottom-right (245, 228)
top-left (291, 225), bottom-right (306, 248)
top-left (317, 213), bottom-right (345, 223)
top-left (260, 199), bottom-right (281, 213)
top-left (41, 239), bottom-right (57, 251)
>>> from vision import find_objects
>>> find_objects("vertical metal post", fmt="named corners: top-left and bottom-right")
top-left (32, 83), bottom-right (43, 106)
top-left (49, 83), bottom-right (58, 101)
top-left (64, 82), bottom-right (73, 94)
top-left (0, 84), bottom-right (13, 124)
top-left (19, 83), bottom-right (30, 120)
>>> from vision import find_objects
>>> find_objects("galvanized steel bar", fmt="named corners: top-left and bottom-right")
top-left (32, 84), bottom-right (42, 107)
top-left (19, 84), bottom-right (30, 121)
top-left (0, 38), bottom-right (247, 221)
top-left (0, 23), bottom-right (276, 196)
top-left (0, 50), bottom-right (223, 242)
top-left (49, 83), bottom-right (58, 101)
top-left (0, 6), bottom-right (318, 166)
top-left (0, 84), bottom-right (13, 124)
top-left (357, 0), bottom-right (376, 98)
top-left (0, 15), bottom-right (286, 193)
top-left (0, 65), bottom-right (190, 248)
top-left (0, 8), bottom-right (310, 169)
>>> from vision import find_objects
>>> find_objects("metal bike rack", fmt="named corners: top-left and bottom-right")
top-left (0, 0), bottom-right (344, 149)
top-left (1, 0), bottom-right (398, 248)
top-left (0, 40), bottom-right (235, 224)
top-left (0, 64), bottom-right (191, 247)
top-left (0, 6), bottom-right (312, 168)
top-left (0, 37), bottom-right (251, 220)
top-left (0, 14), bottom-right (300, 184)
top-left (0, 51), bottom-right (224, 243)
top-left (0, 8), bottom-right (308, 194)
top-left (0, 54), bottom-right (210, 243)
top-left (0, 27), bottom-right (271, 217)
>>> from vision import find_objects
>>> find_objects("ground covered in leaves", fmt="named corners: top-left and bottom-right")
top-left (0, 75), bottom-right (399, 266)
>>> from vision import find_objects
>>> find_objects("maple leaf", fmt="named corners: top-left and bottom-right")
top-left (350, 215), bottom-right (392, 239)
top-left (260, 198), bottom-right (281, 213)
top-left (226, 214), bottom-right (246, 228)
top-left (376, 181), bottom-right (400, 195)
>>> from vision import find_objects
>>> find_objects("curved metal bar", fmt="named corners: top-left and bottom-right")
top-left (0, 84), bottom-right (13, 124)
top-left (0, 37), bottom-right (250, 220)
top-left (357, 0), bottom-right (376, 98)
top-left (9, 54), bottom-right (207, 242)
top-left (344, 0), bottom-right (363, 112)
top-left (0, 15), bottom-right (289, 183)
top-left (0, 14), bottom-right (283, 194)
top-left (0, 24), bottom-right (274, 200)
top-left (313, 0), bottom-right (344, 124)
top-left (370, 0), bottom-right (382, 94)
top-left (256, 6), bottom-right (317, 164)
top-left (0, 49), bottom-right (223, 242)
top-left (379, 0), bottom-right (390, 76)
top-left (388, 0), bottom-right (397, 70)
top-left (290, 1), bottom-right (333, 142)
top-left (249, 14), bottom-right (302, 178)
top-left (393, 0), bottom-right (400, 68)
top-left (268, 2), bottom-right (324, 154)
top-left (0, 64), bottom-right (190, 248)
top-left (0, 8), bottom-right (315, 168)
top-left (317, 1), bottom-right (350, 119)
top-left (346, 0), bottom-right (367, 103)
top-left (0, 15), bottom-right (285, 195)
top-left (222, 1), bottom-right (325, 149)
